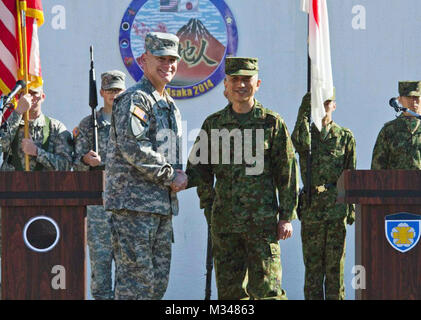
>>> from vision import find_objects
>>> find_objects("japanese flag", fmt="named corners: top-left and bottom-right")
top-left (178, 0), bottom-right (199, 12)
top-left (301, 0), bottom-right (334, 131)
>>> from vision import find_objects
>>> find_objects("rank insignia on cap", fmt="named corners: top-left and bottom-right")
top-left (132, 106), bottom-right (148, 124)
top-left (72, 127), bottom-right (80, 138)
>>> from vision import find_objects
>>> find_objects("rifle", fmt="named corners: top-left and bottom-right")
top-left (89, 45), bottom-right (99, 154)
top-left (205, 224), bottom-right (213, 300)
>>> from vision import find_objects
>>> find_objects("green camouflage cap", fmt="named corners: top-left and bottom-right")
top-left (225, 57), bottom-right (258, 76)
top-left (144, 32), bottom-right (180, 59)
top-left (399, 81), bottom-right (421, 97)
top-left (101, 70), bottom-right (126, 90)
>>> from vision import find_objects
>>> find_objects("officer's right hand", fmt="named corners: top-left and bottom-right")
top-left (15, 94), bottom-right (32, 115)
top-left (277, 220), bottom-right (293, 240)
top-left (82, 150), bottom-right (102, 167)
top-left (170, 169), bottom-right (188, 192)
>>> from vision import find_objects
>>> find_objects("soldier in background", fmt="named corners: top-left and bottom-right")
top-left (73, 70), bottom-right (126, 300)
top-left (291, 91), bottom-right (356, 300)
top-left (104, 32), bottom-right (187, 300)
top-left (0, 84), bottom-right (73, 294)
top-left (186, 57), bottom-right (299, 300)
top-left (0, 85), bottom-right (73, 171)
top-left (371, 81), bottom-right (421, 169)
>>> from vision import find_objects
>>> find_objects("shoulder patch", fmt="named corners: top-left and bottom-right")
top-left (132, 106), bottom-right (149, 124)
top-left (72, 126), bottom-right (80, 138)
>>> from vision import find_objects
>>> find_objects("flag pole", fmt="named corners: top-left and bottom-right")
top-left (307, 16), bottom-right (311, 93)
top-left (16, 0), bottom-right (24, 80)
top-left (306, 11), bottom-right (312, 208)
top-left (19, 0), bottom-right (30, 171)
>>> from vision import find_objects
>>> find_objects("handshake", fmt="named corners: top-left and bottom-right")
top-left (170, 169), bottom-right (188, 193)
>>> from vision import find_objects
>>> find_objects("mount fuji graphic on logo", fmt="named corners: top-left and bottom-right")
top-left (172, 18), bottom-right (225, 86)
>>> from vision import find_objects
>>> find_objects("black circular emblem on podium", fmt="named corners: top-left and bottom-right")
top-left (23, 216), bottom-right (60, 253)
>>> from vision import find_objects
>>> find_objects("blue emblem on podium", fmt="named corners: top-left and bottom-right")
top-left (385, 213), bottom-right (421, 253)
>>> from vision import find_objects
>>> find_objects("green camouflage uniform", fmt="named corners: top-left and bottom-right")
top-left (104, 32), bottom-right (182, 300)
top-left (73, 70), bottom-right (126, 300)
top-left (371, 81), bottom-right (421, 170)
top-left (291, 92), bottom-right (356, 300)
top-left (0, 106), bottom-right (73, 262)
top-left (187, 58), bottom-right (299, 299)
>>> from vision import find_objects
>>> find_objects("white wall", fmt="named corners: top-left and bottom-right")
top-left (36, 0), bottom-right (421, 300)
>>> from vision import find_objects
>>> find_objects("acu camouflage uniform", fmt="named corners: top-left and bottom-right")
top-left (74, 107), bottom-right (114, 300)
top-left (291, 92), bottom-right (356, 300)
top-left (0, 109), bottom-right (73, 257)
top-left (187, 58), bottom-right (298, 299)
top-left (104, 74), bottom-right (182, 300)
top-left (0, 112), bottom-right (73, 171)
top-left (73, 70), bottom-right (126, 300)
top-left (371, 81), bottom-right (421, 170)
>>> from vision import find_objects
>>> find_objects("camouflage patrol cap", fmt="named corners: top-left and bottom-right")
top-left (225, 57), bottom-right (258, 76)
top-left (399, 81), bottom-right (421, 97)
top-left (101, 70), bottom-right (126, 90)
top-left (144, 32), bottom-right (180, 59)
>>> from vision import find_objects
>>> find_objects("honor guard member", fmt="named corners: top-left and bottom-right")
top-left (73, 70), bottom-right (126, 300)
top-left (104, 32), bottom-right (187, 300)
top-left (291, 90), bottom-right (356, 300)
top-left (0, 84), bottom-right (73, 281)
top-left (371, 81), bottom-right (421, 169)
top-left (186, 57), bottom-right (299, 300)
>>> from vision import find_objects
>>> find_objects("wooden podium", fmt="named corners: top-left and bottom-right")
top-left (0, 171), bottom-right (104, 300)
top-left (337, 170), bottom-right (421, 300)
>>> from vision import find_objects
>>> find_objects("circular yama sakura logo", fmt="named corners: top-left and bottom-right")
top-left (119, 0), bottom-right (238, 99)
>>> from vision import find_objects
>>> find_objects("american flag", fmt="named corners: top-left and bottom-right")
top-left (0, 0), bottom-right (44, 122)
top-left (160, 0), bottom-right (179, 12)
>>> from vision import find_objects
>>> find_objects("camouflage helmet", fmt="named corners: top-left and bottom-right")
top-left (399, 81), bottom-right (421, 97)
top-left (225, 57), bottom-right (258, 76)
top-left (144, 32), bottom-right (180, 59)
